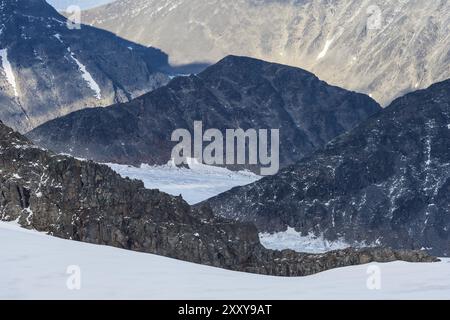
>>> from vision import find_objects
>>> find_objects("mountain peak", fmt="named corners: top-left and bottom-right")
top-left (202, 54), bottom-right (317, 79)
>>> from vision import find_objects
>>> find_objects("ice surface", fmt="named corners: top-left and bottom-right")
top-left (106, 158), bottom-right (261, 204)
top-left (259, 227), bottom-right (360, 253)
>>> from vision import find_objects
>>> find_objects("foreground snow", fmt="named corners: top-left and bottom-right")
top-left (1, 222), bottom-right (450, 300)
top-left (106, 159), bottom-right (260, 204)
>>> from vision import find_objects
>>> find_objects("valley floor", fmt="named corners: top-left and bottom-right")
top-left (1, 222), bottom-right (450, 300)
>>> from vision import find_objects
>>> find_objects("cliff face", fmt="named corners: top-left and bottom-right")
top-left (204, 79), bottom-right (450, 257)
top-left (28, 55), bottom-right (381, 171)
top-left (0, 0), bottom-right (170, 133)
top-left (0, 120), bottom-right (437, 276)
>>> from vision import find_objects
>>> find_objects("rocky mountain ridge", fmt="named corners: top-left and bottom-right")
top-left (204, 78), bottom-right (450, 256)
top-left (28, 55), bottom-right (381, 171)
top-left (0, 120), bottom-right (438, 275)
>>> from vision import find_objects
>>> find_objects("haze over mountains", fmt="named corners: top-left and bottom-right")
top-left (28, 56), bottom-right (381, 170)
top-left (0, 0), bottom-right (170, 133)
top-left (84, 0), bottom-right (450, 106)
top-left (204, 79), bottom-right (450, 256)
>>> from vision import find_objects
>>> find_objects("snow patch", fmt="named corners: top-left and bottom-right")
top-left (67, 47), bottom-right (102, 100)
top-left (53, 33), bottom-right (63, 43)
top-left (259, 227), bottom-right (361, 253)
top-left (0, 49), bottom-right (18, 96)
top-left (317, 38), bottom-right (334, 60)
top-left (169, 73), bottom-right (191, 79)
top-left (24, 208), bottom-right (34, 225)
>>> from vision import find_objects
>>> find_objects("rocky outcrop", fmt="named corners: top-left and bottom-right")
top-left (204, 79), bottom-right (450, 256)
top-left (0, 121), bottom-right (438, 276)
top-left (28, 55), bottom-right (380, 171)
top-left (83, 0), bottom-right (450, 106)
top-left (0, 0), bottom-right (170, 133)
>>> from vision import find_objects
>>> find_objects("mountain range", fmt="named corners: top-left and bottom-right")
top-left (204, 78), bottom-right (450, 256)
top-left (0, 0), bottom-right (170, 133)
top-left (27, 55), bottom-right (381, 170)
top-left (0, 120), bottom-right (437, 275)
top-left (83, 0), bottom-right (450, 106)
top-left (0, 0), bottom-right (448, 282)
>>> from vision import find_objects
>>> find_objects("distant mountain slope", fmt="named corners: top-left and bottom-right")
top-left (0, 120), bottom-right (436, 276)
top-left (204, 79), bottom-right (450, 256)
top-left (83, 0), bottom-right (450, 106)
top-left (28, 55), bottom-right (381, 171)
top-left (0, 0), bottom-right (170, 133)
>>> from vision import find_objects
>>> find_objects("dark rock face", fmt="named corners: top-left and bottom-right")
top-left (0, 121), bottom-right (438, 275)
top-left (28, 55), bottom-right (381, 171)
top-left (0, 0), bottom-right (170, 133)
top-left (204, 79), bottom-right (450, 257)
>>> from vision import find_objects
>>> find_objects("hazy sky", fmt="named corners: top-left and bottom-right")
top-left (47, 0), bottom-right (116, 10)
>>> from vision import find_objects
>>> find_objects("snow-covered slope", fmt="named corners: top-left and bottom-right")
top-left (106, 159), bottom-right (260, 204)
top-left (1, 222), bottom-right (449, 300)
